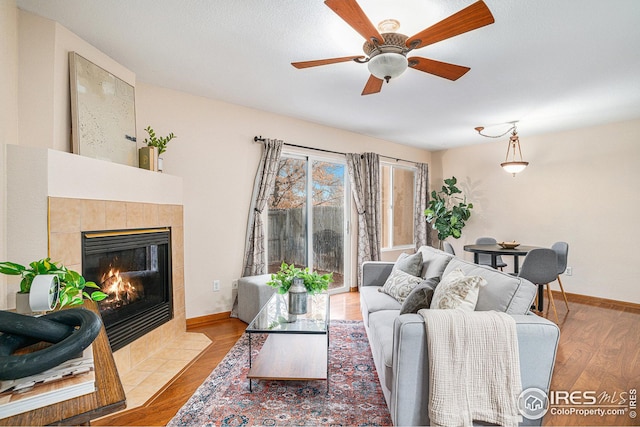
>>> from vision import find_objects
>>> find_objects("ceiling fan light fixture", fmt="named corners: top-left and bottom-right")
top-left (367, 52), bottom-right (408, 82)
top-left (377, 19), bottom-right (400, 33)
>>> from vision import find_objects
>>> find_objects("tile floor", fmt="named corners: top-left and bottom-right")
top-left (114, 331), bottom-right (211, 410)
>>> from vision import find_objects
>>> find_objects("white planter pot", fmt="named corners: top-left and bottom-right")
top-left (16, 292), bottom-right (31, 314)
top-left (29, 274), bottom-right (60, 312)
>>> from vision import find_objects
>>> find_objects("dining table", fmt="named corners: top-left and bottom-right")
top-left (463, 243), bottom-right (544, 311)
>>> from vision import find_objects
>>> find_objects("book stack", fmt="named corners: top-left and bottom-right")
top-left (0, 345), bottom-right (96, 419)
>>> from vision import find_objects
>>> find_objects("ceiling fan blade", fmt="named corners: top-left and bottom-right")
top-left (324, 0), bottom-right (384, 44)
top-left (292, 55), bottom-right (365, 69)
top-left (406, 0), bottom-right (495, 50)
top-left (408, 57), bottom-right (470, 80)
top-left (361, 75), bottom-right (384, 96)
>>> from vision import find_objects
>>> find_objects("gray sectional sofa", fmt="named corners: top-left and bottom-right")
top-left (361, 245), bottom-right (560, 426)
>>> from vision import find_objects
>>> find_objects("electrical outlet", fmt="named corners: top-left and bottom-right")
top-left (213, 280), bottom-right (220, 292)
top-left (232, 280), bottom-right (238, 289)
top-left (566, 267), bottom-right (573, 276)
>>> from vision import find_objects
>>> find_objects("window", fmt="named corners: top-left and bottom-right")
top-left (381, 164), bottom-right (415, 249)
top-left (267, 153), bottom-right (350, 292)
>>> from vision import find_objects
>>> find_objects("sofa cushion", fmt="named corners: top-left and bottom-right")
top-left (393, 251), bottom-right (423, 277)
top-left (399, 277), bottom-right (439, 314)
top-left (368, 310), bottom-right (398, 392)
top-left (416, 246), bottom-right (454, 279)
top-left (360, 286), bottom-right (402, 326)
top-left (379, 269), bottom-right (423, 303)
top-left (443, 258), bottom-right (536, 314)
top-left (430, 268), bottom-right (487, 311)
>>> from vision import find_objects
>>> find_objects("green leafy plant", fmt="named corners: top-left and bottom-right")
top-left (424, 176), bottom-right (474, 242)
top-left (267, 262), bottom-right (333, 295)
top-left (143, 126), bottom-right (176, 156)
top-left (0, 258), bottom-right (108, 308)
top-left (58, 269), bottom-right (108, 308)
top-left (0, 258), bottom-right (65, 293)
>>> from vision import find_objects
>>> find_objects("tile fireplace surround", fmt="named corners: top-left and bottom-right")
top-left (49, 197), bottom-right (209, 410)
top-left (6, 146), bottom-right (208, 411)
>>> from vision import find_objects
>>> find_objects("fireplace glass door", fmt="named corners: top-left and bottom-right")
top-left (82, 228), bottom-right (172, 351)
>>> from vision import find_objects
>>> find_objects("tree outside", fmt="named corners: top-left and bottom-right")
top-left (268, 158), bottom-right (345, 289)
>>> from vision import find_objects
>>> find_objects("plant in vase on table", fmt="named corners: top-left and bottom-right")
top-left (267, 262), bottom-right (333, 316)
top-left (0, 258), bottom-right (108, 313)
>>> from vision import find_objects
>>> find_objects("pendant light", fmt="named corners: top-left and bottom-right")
top-left (474, 122), bottom-right (529, 177)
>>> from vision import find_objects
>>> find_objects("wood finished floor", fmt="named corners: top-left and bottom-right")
top-left (94, 292), bottom-right (640, 426)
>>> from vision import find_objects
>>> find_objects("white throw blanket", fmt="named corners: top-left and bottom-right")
top-left (418, 309), bottom-right (523, 427)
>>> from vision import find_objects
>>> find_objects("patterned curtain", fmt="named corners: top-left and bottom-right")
top-left (346, 154), bottom-right (370, 289)
top-left (242, 139), bottom-right (283, 277)
top-left (346, 152), bottom-right (381, 289)
top-left (414, 162), bottom-right (430, 249)
top-left (362, 153), bottom-right (382, 261)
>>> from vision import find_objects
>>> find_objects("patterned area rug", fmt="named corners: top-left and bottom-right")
top-left (168, 320), bottom-right (392, 426)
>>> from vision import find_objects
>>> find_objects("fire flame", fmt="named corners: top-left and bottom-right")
top-left (101, 268), bottom-right (139, 304)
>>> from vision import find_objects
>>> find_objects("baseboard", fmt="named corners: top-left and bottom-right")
top-left (550, 290), bottom-right (640, 310)
top-left (186, 311), bottom-right (232, 330)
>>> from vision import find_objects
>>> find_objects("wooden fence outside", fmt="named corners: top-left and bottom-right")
top-left (267, 206), bottom-right (344, 275)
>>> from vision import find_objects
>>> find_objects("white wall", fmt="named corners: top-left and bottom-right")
top-left (431, 119), bottom-right (640, 304)
top-left (135, 82), bottom-right (431, 318)
top-left (9, 8), bottom-right (431, 318)
top-left (1, 0), bottom-right (19, 309)
top-left (17, 9), bottom-right (135, 153)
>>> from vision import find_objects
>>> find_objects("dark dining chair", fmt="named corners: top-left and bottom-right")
top-left (518, 248), bottom-right (559, 323)
top-left (475, 237), bottom-right (507, 270)
top-left (442, 241), bottom-right (455, 255)
top-left (551, 241), bottom-right (570, 311)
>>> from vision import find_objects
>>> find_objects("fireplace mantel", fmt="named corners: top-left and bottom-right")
top-left (6, 144), bottom-right (183, 267)
top-left (5, 144), bottom-right (186, 379)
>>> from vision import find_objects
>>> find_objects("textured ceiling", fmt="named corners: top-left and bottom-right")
top-left (16, 0), bottom-right (640, 150)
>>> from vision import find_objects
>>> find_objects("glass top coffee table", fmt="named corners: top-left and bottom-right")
top-left (245, 292), bottom-right (330, 392)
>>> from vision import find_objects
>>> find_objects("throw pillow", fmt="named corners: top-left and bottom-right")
top-left (393, 251), bottom-right (423, 277)
top-left (430, 268), bottom-right (487, 311)
top-left (378, 268), bottom-right (424, 303)
top-left (399, 276), bottom-right (440, 314)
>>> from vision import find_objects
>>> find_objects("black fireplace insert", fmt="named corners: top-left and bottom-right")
top-left (82, 228), bottom-right (172, 352)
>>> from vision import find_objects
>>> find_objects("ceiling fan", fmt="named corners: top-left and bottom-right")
top-left (292, 0), bottom-right (495, 95)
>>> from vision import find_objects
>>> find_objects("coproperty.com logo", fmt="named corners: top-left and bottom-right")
top-left (518, 388), bottom-right (637, 420)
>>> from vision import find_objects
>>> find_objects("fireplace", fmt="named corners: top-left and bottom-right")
top-left (82, 228), bottom-right (173, 352)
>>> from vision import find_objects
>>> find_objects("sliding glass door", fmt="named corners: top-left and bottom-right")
top-left (267, 154), bottom-right (350, 292)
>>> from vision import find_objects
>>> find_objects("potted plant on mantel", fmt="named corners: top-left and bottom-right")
top-left (424, 176), bottom-right (474, 249)
top-left (141, 125), bottom-right (177, 172)
top-left (0, 258), bottom-right (108, 314)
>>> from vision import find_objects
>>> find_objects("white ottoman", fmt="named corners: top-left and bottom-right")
top-left (237, 274), bottom-right (276, 324)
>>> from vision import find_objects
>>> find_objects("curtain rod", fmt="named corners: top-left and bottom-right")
top-left (253, 136), bottom-right (418, 165)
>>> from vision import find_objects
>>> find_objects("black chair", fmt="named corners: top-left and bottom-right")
top-left (518, 248), bottom-right (559, 323)
top-left (475, 237), bottom-right (507, 270)
top-left (551, 241), bottom-right (570, 311)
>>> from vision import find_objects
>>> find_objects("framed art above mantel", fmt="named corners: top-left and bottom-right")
top-left (69, 52), bottom-right (137, 167)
